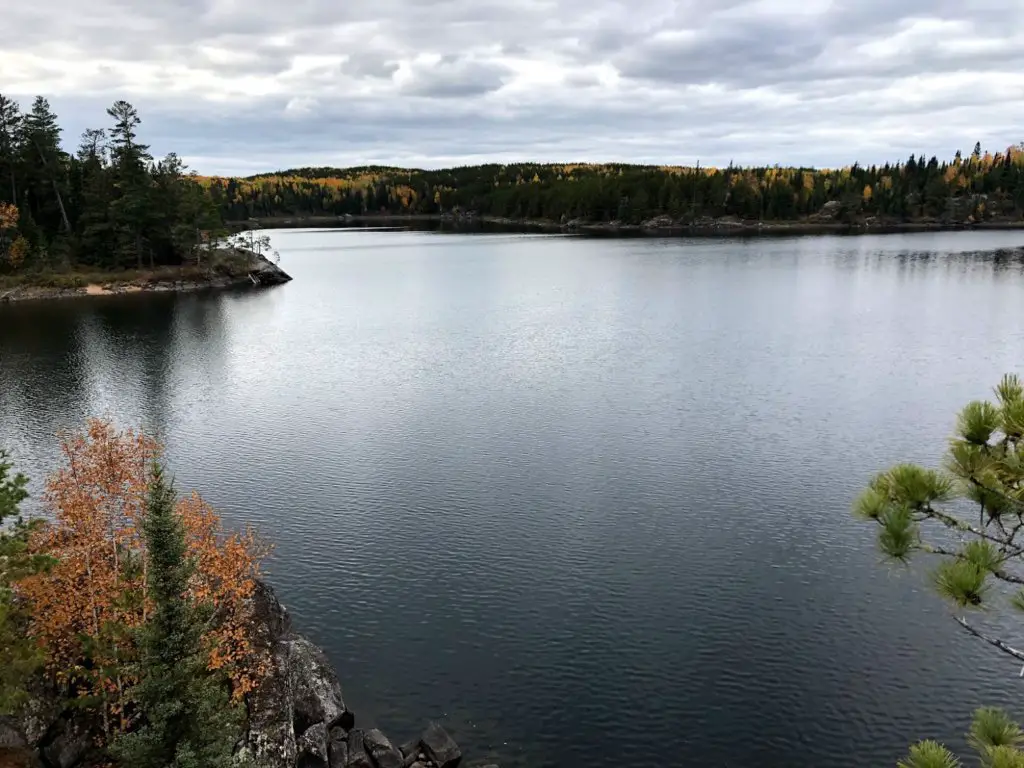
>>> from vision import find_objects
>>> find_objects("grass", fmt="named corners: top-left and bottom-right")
top-left (0, 254), bottom-right (252, 293)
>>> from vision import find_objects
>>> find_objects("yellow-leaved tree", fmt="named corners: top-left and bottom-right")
top-left (15, 419), bottom-right (271, 740)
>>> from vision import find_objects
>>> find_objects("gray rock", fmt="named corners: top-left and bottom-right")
top-left (245, 640), bottom-right (298, 768)
top-left (41, 716), bottom-right (90, 768)
top-left (363, 728), bottom-right (403, 768)
top-left (0, 716), bottom-right (27, 750)
top-left (288, 636), bottom-right (354, 732)
top-left (244, 582), bottom-right (353, 767)
top-left (346, 730), bottom-right (374, 768)
top-left (420, 723), bottom-right (461, 768)
top-left (399, 740), bottom-right (420, 759)
top-left (329, 733), bottom-right (349, 768)
top-left (819, 200), bottom-right (842, 219)
top-left (409, 764), bottom-right (428, 768)
top-left (297, 722), bottom-right (329, 768)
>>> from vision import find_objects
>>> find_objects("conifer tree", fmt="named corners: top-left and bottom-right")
top-left (0, 449), bottom-right (46, 713)
top-left (855, 374), bottom-right (1024, 767)
top-left (111, 465), bottom-right (242, 768)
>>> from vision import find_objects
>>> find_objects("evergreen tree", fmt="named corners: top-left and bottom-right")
top-left (0, 95), bottom-right (22, 206)
top-left (855, 374), bottom-right (1024, 766)
top-left (21, 96), bottom-right (71, 237)
top-left (111, 465), bottom-right (242, 768)
top-left (0, 449), bottom-right (47, 713)
top-left (106, 100), bottom-right (153, 269)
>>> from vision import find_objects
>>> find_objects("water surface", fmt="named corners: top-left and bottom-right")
top-left (4, 229), bottom-right (1024, 767)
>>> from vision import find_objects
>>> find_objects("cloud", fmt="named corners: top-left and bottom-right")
top-left (1, 0), bottom-right (1022, 174)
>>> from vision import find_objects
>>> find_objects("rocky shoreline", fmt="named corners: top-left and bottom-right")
top-left (0, 249), bottom-right (292, 304)
top-left (230, 210), bottom-right (1024, 238)
top-left (0, 581), bottom-right (494, 768)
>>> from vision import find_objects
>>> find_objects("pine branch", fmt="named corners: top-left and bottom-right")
top-left (954, 615), bottom-right (1024, 663)
top-left (921, 543), bottom-right (1024, 584)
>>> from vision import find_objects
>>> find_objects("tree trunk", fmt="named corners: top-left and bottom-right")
top-left (31, 138), bottom-right (71, 232)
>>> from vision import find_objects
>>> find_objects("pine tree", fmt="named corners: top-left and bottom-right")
top-left (110, 465), bottom-right (242, 768)
top-left (0, 95), bottom-right (22, 206)
top-left (106, 100), bottom-right (153, 270)
top-left (856, 374), bottom-right (1024, 767)
top-left (21, 96), bottom-right (71, 236)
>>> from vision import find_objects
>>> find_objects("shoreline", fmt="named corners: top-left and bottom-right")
top-left (0, 249), bottom-right (292, 305)
top-left (229, 212), bottom-right (1024, 238)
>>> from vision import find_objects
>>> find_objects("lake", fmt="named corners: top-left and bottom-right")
top-left (3, 228), bottom-right (1024, 767)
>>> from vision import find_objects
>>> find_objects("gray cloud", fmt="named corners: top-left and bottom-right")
top-left (2, 0), bottom-right (1023, 174)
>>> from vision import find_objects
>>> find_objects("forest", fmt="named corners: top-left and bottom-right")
top-left (0, 95), bottom-right (221, 277)
top-left (3, 91), bottom-right (1024, 281)
top-left (205, 144), bottom-right (1024, 227)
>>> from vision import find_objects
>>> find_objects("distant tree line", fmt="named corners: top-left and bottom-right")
top-left (205, 144), bottom-right (1024, 226)
top-left (0, 95), bottom-right (222, 275)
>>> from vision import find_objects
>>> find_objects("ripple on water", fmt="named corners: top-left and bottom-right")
top-left (4, 229), bottom-right (1024, 766)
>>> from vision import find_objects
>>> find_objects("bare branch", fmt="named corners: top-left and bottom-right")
top-left (955, 615), bottom-right (1024, 663)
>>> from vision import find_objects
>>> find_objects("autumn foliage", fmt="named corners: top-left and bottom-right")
top-left (14, 419), bottom-right (270, 737)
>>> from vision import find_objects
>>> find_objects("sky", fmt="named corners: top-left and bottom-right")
top-left (3, 0), bottom-right (1024, 176)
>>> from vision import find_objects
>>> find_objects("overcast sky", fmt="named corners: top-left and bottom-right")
top-left (3, 0), bottom-right (1023, 175)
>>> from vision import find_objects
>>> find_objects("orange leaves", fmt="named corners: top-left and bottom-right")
top-left (5, 237), bottom-right (28, 270)
top-left (15, 418), bottom-right (270, 724)
top-left (178, 491), bottom-right (271, 697)
top-left (0, 203), bottom-right (17, 231)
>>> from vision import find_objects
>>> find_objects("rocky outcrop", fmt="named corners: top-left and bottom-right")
top-left (5, 580), bottom-right (488, 768)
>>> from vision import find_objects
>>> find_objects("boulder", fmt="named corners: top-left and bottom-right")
top-left (244, 582), bottom-right (353, 767)
top-left (245, 640), bottom-right (298, 768)
top-left (41, 716), bottom-right (90, 768)
top-left (250, 579), bottom-right (293, 645)
top-left (0, 718), bottom-right (27, 750)
top-left (399, 740), bottom-right (420, 759)
top-left (641, 214), bottom-right (676, 229)
top-left (328, 730), bottom-right (349, 768)
top-left (247, 251), bottom-right (293, 286)
top-left (288, 637), bottom-right (354, 732)
top-left (297, 723), bottom-right (329, 768)
top-left (363, 728), bottom-right (403, 768)
top-left (345, 731), bottom-right (374, 768)
top-left (420, 723), bottom-right (461, 768)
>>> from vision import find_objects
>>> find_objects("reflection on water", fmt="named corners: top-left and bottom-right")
top-left (3, 229), bottom-right (1024, 767)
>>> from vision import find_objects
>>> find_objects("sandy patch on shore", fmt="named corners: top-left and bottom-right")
top-left (84, 284), bottom-right (111, 295)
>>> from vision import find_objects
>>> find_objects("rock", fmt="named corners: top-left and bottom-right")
top-left (818, 200), bottom-right (841, 219)
top-left (363, 728), bottom-right (403, 768)
top-left (245, 640), bottom-right (298, 768)
top-left (288, 636), bottom-right (354, 732)
top-left (250, 579), bottom-right (293, 645)
top-left (247, 251), bottom-right (293, 286)
top-left (41, 716), bottom-right (90, 768)
top-left (297, 722), bottom-right (329, 768)
top-left (399, 740), bottom-right (420, 759)
top-left (346, 730), bottom-right (374, 768)
top-left (409, 764), bottom-right (428, 768)
top-left (641, 214), bottom-right (675, 229)
top-left (0, 717), bottom-right (27, 750)
top-left (329, 731), bottom-right (349, 768)
top-left (420, 723), bottom-right (461, 768)
top-left (244, 582), bottom-right (354, 768)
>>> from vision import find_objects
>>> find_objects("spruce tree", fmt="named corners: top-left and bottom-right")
top-left (0, 449), bottom-right (46, 713)
top-left (0, 95), bottom-right (22, 206)
top-left (111, 465), bottom-right (242, 768)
